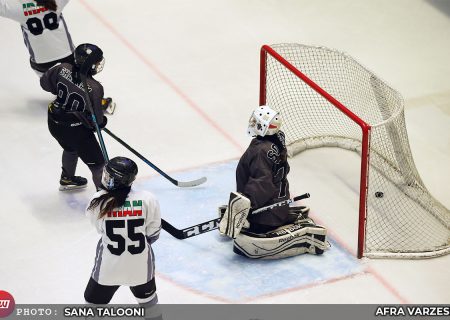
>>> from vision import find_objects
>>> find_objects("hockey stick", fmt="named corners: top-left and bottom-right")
top-left (250, 192), bottom-right (310, 215)
top-left (80, 74), bottom-right (109, 162)
top-left (103, 128), bottom-right (207, 187)
top-left (162, 193), bottom-right (310, 239)
top-left (77, 52), bottom-right (109, 163)
top-left (161, 218), bottom-right (220, 240)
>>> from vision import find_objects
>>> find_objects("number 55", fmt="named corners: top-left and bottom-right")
top-left (105, 219), bottom-right (146, 256)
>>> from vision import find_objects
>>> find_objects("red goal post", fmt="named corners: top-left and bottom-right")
top-left (259, 44), bottom-right (450, 259)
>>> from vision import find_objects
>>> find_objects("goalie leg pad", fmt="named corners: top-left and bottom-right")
top-left (233, 219), bottom-right (328, 259)
top-left (219, 192), bottom-right (251, 238)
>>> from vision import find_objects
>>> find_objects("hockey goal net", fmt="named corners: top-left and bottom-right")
top-left (260, 43), bottom-right (450, 259)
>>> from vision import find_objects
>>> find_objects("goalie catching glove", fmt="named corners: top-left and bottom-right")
top-left (219, 192), bottom-right (251, 238)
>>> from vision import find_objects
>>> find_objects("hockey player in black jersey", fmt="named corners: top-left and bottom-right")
top-left (235, 105), bottom-right (293, 233)
top-left (219, 105), bottom-right (328, 259)
top-left (40, 43), bottom-right (107, 191)
top-left (218, 105), bottom-right (293, 237)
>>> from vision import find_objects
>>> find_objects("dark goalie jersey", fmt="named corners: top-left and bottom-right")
top-left (40, 62), bottom-right (106, 129)
top-left (236, 132), bottom-right (290, 229)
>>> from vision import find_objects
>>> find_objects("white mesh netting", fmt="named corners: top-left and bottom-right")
top-left (263, 43), bottom-right (449, 258)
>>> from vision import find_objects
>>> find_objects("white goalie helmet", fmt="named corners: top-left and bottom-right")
top-left (247, 105), bottom-right (282, 137)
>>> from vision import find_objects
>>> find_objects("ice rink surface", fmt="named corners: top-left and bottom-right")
top-left (0, 0), bottom-right (449, 304)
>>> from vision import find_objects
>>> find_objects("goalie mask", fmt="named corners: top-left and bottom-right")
top-left (247, 105), bottom-right (282, 137)
top-left (74, 43), bottom-right (105, 75)
top-left (102, 157), bottom-right (138, 190)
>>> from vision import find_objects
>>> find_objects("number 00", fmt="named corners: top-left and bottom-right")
top-left (26, 12), bottom-right (59, 36)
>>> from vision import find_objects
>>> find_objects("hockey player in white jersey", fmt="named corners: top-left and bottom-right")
top-left (0, 0), bottom-right (74, 76)
top-left (0, 0), bottom-right (116, 113)
top-left (84, 157), bottom-right (161, 307)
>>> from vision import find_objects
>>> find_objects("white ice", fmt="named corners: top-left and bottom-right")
top-left (0, 0), bottom-right (449, 304)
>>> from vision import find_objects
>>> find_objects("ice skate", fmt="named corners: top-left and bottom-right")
top-left (59, 175), bottom-right (88, 191)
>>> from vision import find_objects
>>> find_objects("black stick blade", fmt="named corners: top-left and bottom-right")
top-left (162, 218), bottom-right (220, 240)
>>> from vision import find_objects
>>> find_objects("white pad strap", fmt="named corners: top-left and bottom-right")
top-left (219, 192), bottom-right (251, 238)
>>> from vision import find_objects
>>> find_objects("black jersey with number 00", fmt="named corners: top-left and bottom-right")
top-left (40, 63), bottom-right (106, 129)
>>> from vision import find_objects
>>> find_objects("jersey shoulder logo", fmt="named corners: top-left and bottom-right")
top-left (59, 67), bottom-right (92, 92)
top-left (107, 200), bottom-right (143, 218)
top-left (22, 2), bottom-right (48, 17)
top-left (267, 144), bottom-right (281, 164)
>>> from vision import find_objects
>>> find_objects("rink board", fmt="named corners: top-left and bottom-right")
top-left (135, 160), bottom-right (362, 302)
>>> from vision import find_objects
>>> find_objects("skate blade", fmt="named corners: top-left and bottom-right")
top-left (59, 184), bottom-right (87, 191)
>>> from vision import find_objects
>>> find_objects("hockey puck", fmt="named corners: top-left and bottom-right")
top-left (375, 191), bottom-right (384, 198)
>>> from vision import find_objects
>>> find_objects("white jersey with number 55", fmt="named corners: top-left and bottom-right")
top-left (87, 189), bottom-right (162, 286)
top-left (0, 0), bottom-right (74, 63)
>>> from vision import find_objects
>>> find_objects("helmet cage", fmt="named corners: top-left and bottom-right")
top-left (247, 105), bottom-right (281, 137)
top-left (101, 166), bottom-right (116, 190)
top-left (101, 163), bottom-right (135, 190)
top-left (93, 57), bottom-right (105, 75)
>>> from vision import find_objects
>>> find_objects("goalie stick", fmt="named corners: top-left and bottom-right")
top-left (162, 193), bottom-right (310, 239)
top-left (250, 193), bottom-right (310, 215)
top-left (103, 128), bottom-right (207, 187)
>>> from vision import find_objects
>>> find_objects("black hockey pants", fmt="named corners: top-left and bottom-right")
top-left (48, 114), bottom-right (104, 188)
top-left (84, 277), bottom-right (157, 305)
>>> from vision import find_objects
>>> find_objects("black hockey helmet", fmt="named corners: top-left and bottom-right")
top-left (101, 157), bottom-right (138, 190)
top-left (74, 43), bottom-right (104, 75)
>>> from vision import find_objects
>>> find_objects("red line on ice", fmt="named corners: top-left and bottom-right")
top-left (79, 0), bottom-right (244, 154)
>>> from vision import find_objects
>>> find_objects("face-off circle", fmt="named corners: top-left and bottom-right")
top-left (0, 290), bottom-right (15, 318)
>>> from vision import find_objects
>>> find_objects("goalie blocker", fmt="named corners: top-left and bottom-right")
top-left (219, 192), bottom-right (251, 238)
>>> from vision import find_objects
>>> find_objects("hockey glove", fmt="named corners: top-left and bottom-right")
top-left (99, 116), bottom-right (108, 129)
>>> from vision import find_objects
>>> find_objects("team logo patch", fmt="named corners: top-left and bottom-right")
top-left (267, 144), bottom-right (281, 163)
top-left (22, 2), bottom-right (48, 16)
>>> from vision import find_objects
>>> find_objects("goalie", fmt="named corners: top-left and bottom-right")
top-left (219, 105), bottom-right (328, 259)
